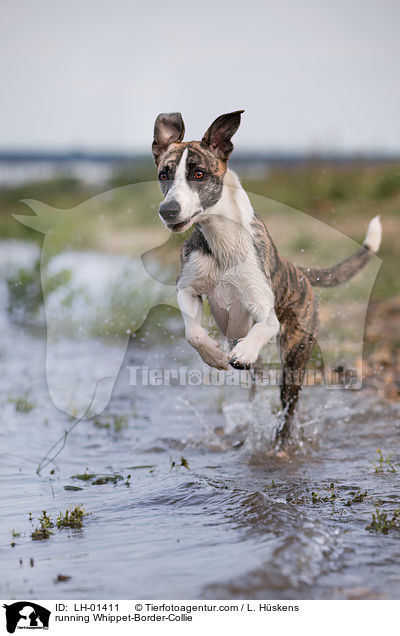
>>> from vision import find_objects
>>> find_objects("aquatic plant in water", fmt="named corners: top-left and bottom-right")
top-left (366, 507), bottom-right (400, 534)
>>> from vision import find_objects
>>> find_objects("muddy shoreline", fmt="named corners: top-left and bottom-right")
top-left (364, 295), bottom-right (400, 400)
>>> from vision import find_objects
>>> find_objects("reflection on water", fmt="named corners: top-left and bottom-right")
top-left (0, 241), bottom-right (399, 600)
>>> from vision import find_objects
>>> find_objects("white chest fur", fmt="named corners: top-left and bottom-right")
top-left (179, 244), bottom-right (275, 339)
top-left (176, 170), bottom-right (280, 366)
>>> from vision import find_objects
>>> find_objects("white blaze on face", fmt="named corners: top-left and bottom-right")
top-left (166, 148), bottom-right (201, 221)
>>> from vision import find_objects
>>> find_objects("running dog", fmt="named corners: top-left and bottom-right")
top-left (152, 110), bottom-right (382, 440)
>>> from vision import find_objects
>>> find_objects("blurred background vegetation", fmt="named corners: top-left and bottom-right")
top-left (0, 154), bottom-right (399, 397)
top-left (1, 155), bottom-right (398, 300)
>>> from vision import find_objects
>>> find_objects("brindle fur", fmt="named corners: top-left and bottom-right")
top-left (152, 111), bottom-right (380, 442)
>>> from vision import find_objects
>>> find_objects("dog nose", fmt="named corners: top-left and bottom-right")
top-left (159, 199), bottom-right (181, 222)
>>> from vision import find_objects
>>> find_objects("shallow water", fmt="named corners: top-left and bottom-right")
top-left (1, 243), bottom-right (400, 600)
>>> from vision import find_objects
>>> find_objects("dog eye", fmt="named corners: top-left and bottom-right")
top-left (194, 170), bottom-right (204, 180)
top-left (159, 172), bottom-right (168, 181)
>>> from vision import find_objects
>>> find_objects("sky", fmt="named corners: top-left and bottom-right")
top-left (0, 0), bottom-right (399, 154)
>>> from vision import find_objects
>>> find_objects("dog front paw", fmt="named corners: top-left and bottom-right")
top-left (229, 358), bottom-right (250, 370)
top-left (229, 337), bottom-right (259, 370)
top-left (199, 340), bottom-right (229, 370)
top-left (189, 332), bottom-right (228, 370)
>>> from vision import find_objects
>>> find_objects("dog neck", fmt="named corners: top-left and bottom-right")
top-left (197, 169), bottom-right (255, 268)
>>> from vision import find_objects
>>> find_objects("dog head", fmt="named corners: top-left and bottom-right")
top-left (152, 110), bottom-right (244, 232)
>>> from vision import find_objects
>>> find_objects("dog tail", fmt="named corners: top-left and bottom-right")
top-left (300, 216), bottom-right (382, 287)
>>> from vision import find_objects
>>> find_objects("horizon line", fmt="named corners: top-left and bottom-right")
top-left (0, 149), bottom-right (399, 162)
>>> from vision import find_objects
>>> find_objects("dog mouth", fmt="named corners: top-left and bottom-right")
top-left (166, 210), bottom-right (203, 233)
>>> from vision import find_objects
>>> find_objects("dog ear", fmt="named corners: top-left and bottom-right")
top-left (152, 113), bottom-right (185, 163)
top-left (202, 110), bottom-right (244, 160)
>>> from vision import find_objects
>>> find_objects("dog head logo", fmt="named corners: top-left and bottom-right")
top-left (14, 176), bottom-right (381, 421)
top-left (14, 186), bottom-right (179, 418)
top-left (3, 602), bottom-right (50, 633)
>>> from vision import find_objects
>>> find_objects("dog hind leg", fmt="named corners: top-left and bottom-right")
top-left (278, 330), bottom-right (315, 442)
top-left (277, 304), bottom-right (317, 442)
